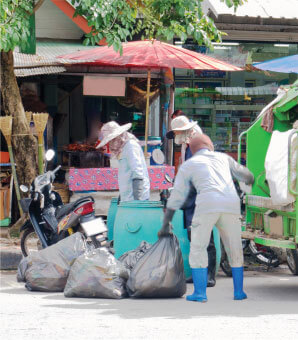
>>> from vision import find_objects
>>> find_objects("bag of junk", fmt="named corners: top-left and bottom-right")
top-left (64, 247), bottom-right (129, 299)
top-left (18, 232), bottom-right (90, 292)
top-left (118, 241), bottom-right (152, 272)
top-left (126, 235), bottom-right (186, 298)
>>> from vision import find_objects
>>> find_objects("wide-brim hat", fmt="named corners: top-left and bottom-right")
top-left (96, 122), bottom-right (132, 149)
top-left (166, 116), bottom-right (197, 139)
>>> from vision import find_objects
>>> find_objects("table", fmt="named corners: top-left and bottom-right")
top-left (68, 166), bottom-right (175, 191)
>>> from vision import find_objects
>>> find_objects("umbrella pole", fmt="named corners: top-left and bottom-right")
top-left (144, 68), bottom-right (151, 157)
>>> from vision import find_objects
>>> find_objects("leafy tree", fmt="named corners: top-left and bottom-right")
top-left (72, 0), bottom-right (246, 53)
top-left (0, 1), bottom-right (42, 194)
top-left (0, 0), bottom-right (245, 225)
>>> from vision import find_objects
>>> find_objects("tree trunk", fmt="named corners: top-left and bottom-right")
top-left (0, 50), bottom-right (38, 188)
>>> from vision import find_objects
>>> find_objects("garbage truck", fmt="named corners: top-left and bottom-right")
top-left (240, 80), bottom-right (298, 274)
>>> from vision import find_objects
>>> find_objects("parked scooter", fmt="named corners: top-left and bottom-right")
top-left (19, 150), bottom-right (107, 257)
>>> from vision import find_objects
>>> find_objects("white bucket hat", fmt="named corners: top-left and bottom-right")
top-left (96, 121), bottom-right (132, 149)
top-left (171, 116), bottom-right (197, 131)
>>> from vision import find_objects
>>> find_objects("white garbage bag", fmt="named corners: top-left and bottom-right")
top-left (265, 129), bottom-right (297, 205)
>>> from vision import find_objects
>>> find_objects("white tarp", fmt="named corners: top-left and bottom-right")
top-left (265, 129), bottom-right (297, 206)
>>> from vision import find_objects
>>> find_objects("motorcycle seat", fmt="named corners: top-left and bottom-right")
top-left (55, 196), bottom-right (94, 220)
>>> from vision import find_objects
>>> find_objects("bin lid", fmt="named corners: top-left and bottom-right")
top-left (119, 200), bottom-right (163, 208)
top-left (139, 136), bottom-right (161, 141)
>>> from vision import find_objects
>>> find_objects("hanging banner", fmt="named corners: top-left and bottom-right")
top-left (83, 76), bottom-right (126, 96)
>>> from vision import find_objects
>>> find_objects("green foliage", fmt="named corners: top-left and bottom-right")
top-left (73, 0), bottom-right (247, 53)
top-left (0, 0), bottom-right (36, 52)
top-left (0, 0), bottom-right (246, 53)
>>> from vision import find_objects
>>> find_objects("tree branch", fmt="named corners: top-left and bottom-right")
top-left (33, 0), bottom-right (44, 13)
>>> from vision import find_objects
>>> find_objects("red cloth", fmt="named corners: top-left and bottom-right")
top-left (261, 106), bottom-right (274, 133)
top-left (69, 166), bottom-right (175, 191)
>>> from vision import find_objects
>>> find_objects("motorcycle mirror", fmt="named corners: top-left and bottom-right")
top-left (45, 149), bottom-right (55, 161)
top-left (20, 185), bottom-right (29, 193)
top-left (152, 149), bottom-right (165, 165)
top-left (165, 173), bottom-right (173, 184)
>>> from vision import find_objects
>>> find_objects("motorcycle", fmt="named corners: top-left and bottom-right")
top-left (19, 150), bottom-right (108, 257)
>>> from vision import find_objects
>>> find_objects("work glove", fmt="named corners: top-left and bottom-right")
top-left (158, 208), bottom-right (175, 238)
top-left (132, 179), bottom-right (143, 200)
top-left (227, 156), bottom-right (254, 185)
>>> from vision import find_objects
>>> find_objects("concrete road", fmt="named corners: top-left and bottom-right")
top-left (1, 267), bottom-right (297, 340)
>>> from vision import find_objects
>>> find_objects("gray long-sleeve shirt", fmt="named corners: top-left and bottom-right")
top-left (167, 149), bottom-right (254, 221)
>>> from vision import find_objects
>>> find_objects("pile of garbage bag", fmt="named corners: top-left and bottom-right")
top-left (64, 247), bottom-right (129, 299)
top-left (18, 232), bottom-right (89, 292)
top-left (118, 241), bottom-right (152, 272)
top-left (17, 233), bottom-right (186, 299)
top-left (126, 235), bottom-right (186, 298)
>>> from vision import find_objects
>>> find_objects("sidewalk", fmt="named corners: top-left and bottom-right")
top-left (0, 228), bottom-right (23, 270)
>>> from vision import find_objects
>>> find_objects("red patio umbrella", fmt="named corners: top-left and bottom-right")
top-left (59, 40), bottom-right (242, 154)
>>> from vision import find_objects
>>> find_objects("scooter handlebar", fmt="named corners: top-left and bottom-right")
top-left (53, 165), bottom-right (61, 174)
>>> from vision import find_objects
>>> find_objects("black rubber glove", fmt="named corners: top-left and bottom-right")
top-left (132, 179), bottom-right (143, 200)
top-left (158, 208), bottom-right (175, 238)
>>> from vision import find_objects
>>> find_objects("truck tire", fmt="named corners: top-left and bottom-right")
top-left (286, 249), bottom-right (298, 275)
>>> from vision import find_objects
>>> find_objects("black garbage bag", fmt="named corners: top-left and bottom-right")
top-left (24, 232), bottom-right (89, 292)
top-left (17, 256), bottom-right (29, 283)
top-left (64, 247), bottom-right (129, 299)
top-left (126, 235), bottom-right (186, 298)
top-left (118, 241), bottom-right (152, 272)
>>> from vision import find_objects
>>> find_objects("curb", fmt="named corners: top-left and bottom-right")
top-left (0, 251), bottom-right (23, 270)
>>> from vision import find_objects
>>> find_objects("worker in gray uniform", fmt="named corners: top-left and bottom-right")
top-left (159, 134), bottom-right (254, 302)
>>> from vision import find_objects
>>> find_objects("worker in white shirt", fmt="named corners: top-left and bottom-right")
top-left (96, 121), bottom-right (150, 202)
top-left (158, 134), bottom-right (254, 302)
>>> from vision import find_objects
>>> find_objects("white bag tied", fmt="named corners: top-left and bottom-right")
top-left (265, 129), bottom-right (297, 206)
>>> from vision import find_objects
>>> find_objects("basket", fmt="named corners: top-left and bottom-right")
top-left (53, 183), bottom-right (70, 204)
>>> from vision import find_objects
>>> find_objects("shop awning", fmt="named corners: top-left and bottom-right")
top-left (253, 55), bottom-right (298, 74)
top-left (215, 83), bottom-right (279, 96)
top-left (13, 40), bottom-right (96, 77)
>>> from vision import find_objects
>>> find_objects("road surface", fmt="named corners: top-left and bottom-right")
top-left (1, 267), bottom-right (297, 340)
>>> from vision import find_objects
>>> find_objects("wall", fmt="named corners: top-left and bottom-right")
top-left (36, 0), bottom-right (83, 40)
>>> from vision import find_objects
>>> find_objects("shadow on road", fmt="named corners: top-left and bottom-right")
top-left (1, 270), bottom-right (297, 320)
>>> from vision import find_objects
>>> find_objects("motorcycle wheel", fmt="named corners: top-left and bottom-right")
top-left (248, 241), bottom-right (280, 268)
top-left (286, 249), bottom-right (298, 275)
top-left (21, 228), bottom-right (42, 257)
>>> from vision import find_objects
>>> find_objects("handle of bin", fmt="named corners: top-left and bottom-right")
top-left (125, 222), bottom-right (142, 233)
top-left (238, 131), bottom-right (247, 164)
top-left (288, 129), bottom-right (298, 196)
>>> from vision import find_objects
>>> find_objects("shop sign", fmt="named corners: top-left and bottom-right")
top-left (83, 76), bottom-right (126, 96)
top-left (194, 70), bottom-right (226, 78)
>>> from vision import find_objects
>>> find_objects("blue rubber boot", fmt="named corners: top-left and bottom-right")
top-left (231, 267), bottom-right (247, 300)
top-left (186, 268), bottom-right (208, 302)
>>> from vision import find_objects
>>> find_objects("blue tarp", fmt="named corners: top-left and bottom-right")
top-left (253, 54), bottom-right (298, 74)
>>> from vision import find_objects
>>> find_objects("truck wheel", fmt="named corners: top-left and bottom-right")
top-left (21, 228), bottom-right (42, 257)
top-left (286, 249), bottom-right (298, 275)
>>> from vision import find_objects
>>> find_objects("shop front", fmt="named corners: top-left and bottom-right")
top-left (172, 40), bottom-right (298, 167)
top-left (48, 69), bottom-right (173, 215)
